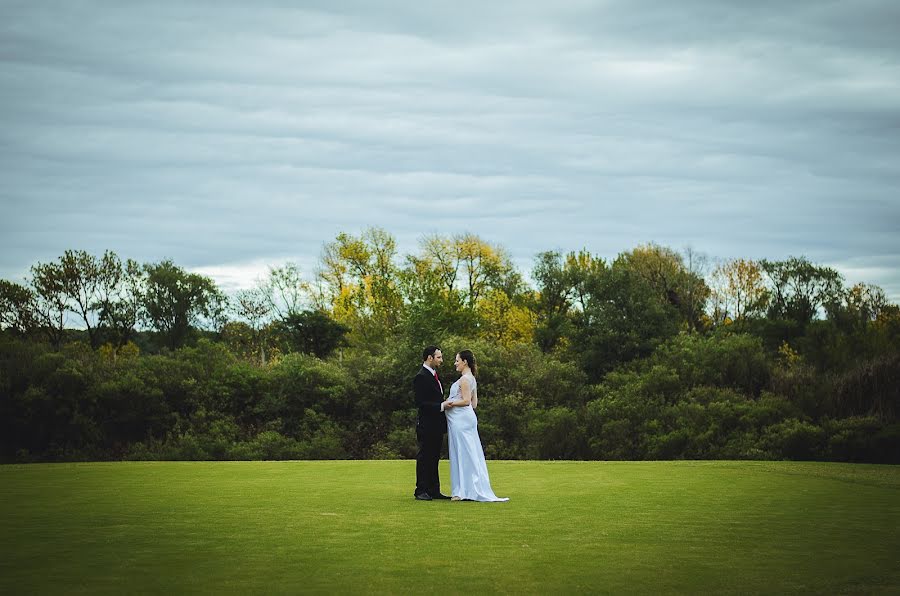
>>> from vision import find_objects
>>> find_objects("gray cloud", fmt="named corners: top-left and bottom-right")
top-left (1, 0), bottom-right (898, 300)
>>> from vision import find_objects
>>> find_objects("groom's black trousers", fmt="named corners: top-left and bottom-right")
top-left (415, 427), bottom-right (444, 496)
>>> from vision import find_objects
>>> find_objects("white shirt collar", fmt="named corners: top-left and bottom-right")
top-left (422, 364), bottom-right (436, 375)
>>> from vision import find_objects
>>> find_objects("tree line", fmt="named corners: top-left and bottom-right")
top-left (1, 230), bottom-right (898, 463)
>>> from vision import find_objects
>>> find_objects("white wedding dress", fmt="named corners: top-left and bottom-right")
top-left (446, 374), bottom-right (509, 502)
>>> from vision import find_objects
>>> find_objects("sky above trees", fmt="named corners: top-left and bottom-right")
top-left (1, 0), bottom-right (898, 300)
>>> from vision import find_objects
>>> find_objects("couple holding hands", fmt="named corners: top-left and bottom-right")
top-left (413, 346), bottom-right (508, 502)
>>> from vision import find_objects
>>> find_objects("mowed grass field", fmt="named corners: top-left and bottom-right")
top-left (1, 460), bottom-right (898, 594)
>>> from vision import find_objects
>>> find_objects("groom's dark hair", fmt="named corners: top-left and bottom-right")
top-left (422, 345), bottom-right (440, 361)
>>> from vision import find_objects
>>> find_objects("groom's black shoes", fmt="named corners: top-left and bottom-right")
top-left (414, 491), bottom-right (451, 500)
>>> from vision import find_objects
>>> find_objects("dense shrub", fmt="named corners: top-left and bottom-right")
top-left (762, 419), bottom-right (825, 461)
top-left (1, 326), bottom-right (898, 463)
top-left (525, 406), bottom-right (588, 460)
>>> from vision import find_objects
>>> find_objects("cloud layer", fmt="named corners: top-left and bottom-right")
top-left (2, 0), bottom-right (898, 298)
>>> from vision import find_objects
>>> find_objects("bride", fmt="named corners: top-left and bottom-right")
top-left (442, 350), bottom-right (509, 502)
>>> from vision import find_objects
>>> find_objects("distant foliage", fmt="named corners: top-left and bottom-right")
top-left (1, 234), bottom-right (898, 463)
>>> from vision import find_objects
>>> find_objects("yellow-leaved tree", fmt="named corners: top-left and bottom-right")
top-left (710, 258), bottom-right (769, 325)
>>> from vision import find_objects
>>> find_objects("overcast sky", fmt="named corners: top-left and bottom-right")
top-left (2, 0), bottom-right (899, 301)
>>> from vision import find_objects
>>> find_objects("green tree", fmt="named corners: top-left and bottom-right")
top-left (574, 256), bottom-right (680, 381)
top-left (275, 310), bottom-right (349, 358)
top-left (761, 256), bottom-right (844, 325)
top-left (0, 280), bottom-right (36, 336)
top-left (38, 250), bottom-right (125, 348)
top-left (400, 242), bottom-right (472, 343)
top-left (29, 261), bottom-right (70, 348)
top-left (531, 251), bottom-right (574, 353)
top-left (101, 258), bottom-right (145, 347)
top-left (530, 250), bottom-right (605, 353)
top-left (619, 243), bottom-right (710, 332)
top-left (143, 260), bottom-right (226, 349)
top-left (261, 262), bottom-right (311, 319)
top-left (830, 282), bottom-right (888, 332)
top-left (231, 287), bottom-right (272, 365)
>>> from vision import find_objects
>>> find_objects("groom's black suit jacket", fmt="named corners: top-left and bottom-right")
top-left (414, 366), bottom-right (447, 434)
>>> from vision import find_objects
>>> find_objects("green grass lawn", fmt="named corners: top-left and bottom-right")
top-left (1, 460), bottom-right (898, 594)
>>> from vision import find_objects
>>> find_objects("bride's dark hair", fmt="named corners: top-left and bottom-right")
top-left (458, 350), bottom-right (477, 376)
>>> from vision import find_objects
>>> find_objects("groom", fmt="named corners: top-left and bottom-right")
top-left (413, 346), bottom-right (451, 500)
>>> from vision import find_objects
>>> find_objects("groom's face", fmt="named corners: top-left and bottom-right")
top-left (429, 350), bottom-right (443, 368)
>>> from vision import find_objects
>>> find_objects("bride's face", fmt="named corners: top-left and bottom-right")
top-left (454, 354), bottom-right (465, 372)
